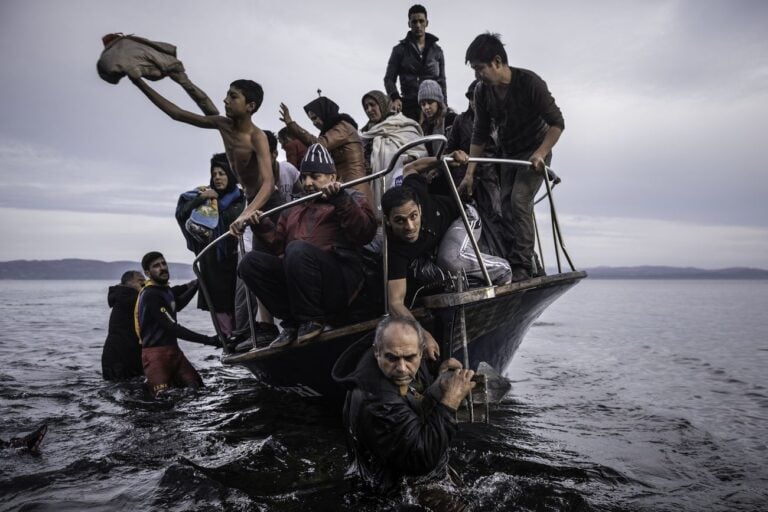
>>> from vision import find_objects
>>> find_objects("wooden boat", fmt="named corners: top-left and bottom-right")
top-left (194, 135), bottom-right (587, 405)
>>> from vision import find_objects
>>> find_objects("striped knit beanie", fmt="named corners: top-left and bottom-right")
top-left (300, 143), bottom-right (336, 174)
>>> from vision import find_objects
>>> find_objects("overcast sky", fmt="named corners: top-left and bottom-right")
top-left (1, 0), bottom-right (767, 269)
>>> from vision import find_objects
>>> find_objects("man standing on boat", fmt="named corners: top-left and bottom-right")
top-left (135, 251), bottom-right (220, 397)
top-left (382, 151), bottom-right (511, 360)
top-left (333, 316), bottom-right (474, 509)
top-left (458, 32), bottom-right (565, 281)
top-left (237, 144), bottom-right (377, 348)
top-left (384, 4), bottom-right (447, 122)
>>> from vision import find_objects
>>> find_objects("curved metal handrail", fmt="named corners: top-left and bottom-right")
top-left (443, 155), bottom-right (575, 275)
top-left (194, 134), bottom-right (576, 343)
top-left (193, 134), bottom-right (449, 342)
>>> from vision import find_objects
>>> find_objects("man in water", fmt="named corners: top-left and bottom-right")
top-left (135, 251), bottom-right (219, 397)
top-left (129, 76), bottom-right (277, 237)
top-left (334, 316), bottom-right (474, 508)
top-left (458, 32), bottom-right (565, 281)
top-left (384, 4), bottom-right (446, 122)
top-left (101, 270), bottom-right (145, 380)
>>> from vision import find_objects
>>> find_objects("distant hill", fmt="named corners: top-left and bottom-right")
top-left (582, 265), bottom-right (768, 279)
top-left (0, 259), bottom-right (767, 280)
top-left (0, 259), bottom-right (195, 280)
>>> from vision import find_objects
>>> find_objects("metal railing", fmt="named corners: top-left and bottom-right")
top-left (192, 135), bottom-right (448, 342)
top-left (192, 134), bottom-right (576, 343)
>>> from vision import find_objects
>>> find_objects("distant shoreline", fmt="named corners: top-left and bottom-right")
top-left (1, 259), bottom-right (767, 280)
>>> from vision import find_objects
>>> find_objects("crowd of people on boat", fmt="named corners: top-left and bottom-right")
top-left (98, 4), bottom-right (564, 507)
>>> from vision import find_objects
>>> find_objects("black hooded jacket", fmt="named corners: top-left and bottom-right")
top-left (101, 284), bottom-right (142, 380)
top-left (332, 337), bottom-right (458, 494)
top-left (384, 32), bottom-right (446, 105)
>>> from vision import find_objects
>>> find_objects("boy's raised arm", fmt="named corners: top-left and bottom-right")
top-left (130, 76), bottom-right (218, 129)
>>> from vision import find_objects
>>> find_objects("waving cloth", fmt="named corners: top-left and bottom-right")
top-left (97, 33), bottom-right (217, 115)
top-left (361, 113), bottom-right (426, 215)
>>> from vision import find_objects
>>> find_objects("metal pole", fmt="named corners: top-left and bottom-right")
top-left (238, 236), bottom-right (258, 347)
top-left (444, 156), bottom-right (575, 274)
top-left (455, 275), bottom-right (474, 422)
top-left (533, 210), bottom-right (546, 276)
top-left (192, 136), bottom-right (448, 324)
top-left (438, 159), bottom-right (493, 287)
top-left (541, 164), bottom-right (577, 272)
top-left (191, 246), bottom-right (224, 343)
top-left (382, 225), bottom-right (389, 315)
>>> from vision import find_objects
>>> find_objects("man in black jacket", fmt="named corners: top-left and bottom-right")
top-left (101, 270), bottom-right (145, 380)
top-left (384, 4), bottom-right (446, 122)
top-left (334, 316), bottom-right (474, 501)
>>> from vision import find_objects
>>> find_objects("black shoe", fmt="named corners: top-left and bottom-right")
top-left (269, 328), bottom-right (298, 349)
top-left (231, 340), bottom-right (247, 352)
top-left (297, 321), bottom-right (325, 344)
top-left (253, 323), bottom-right (279, 348)
top-left (230, 323), bottom-right (280, 352)
top-left (511, 267), bottom-right (531, 282)
top-left (228, 329), bottom-right (250, 345)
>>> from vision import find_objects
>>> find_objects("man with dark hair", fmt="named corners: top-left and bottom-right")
top-left (129, 76), bottom-right (277, 236)
top-left (333, 316), bottom-right (474, 503)
top-left (384, 4), bottom-right (446, 122)
top-left (238, 144), bottom-right (376, 348)
top-left (459, 32), bottom-right (565, 281)
top-left (101, 270), bottom-right (145, 380)
top-left (136, 252), bottom-right (219, 396)
top-left (382, 151), bottom-right (511, 360)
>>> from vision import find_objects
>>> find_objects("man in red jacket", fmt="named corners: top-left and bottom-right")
top-left (238, 144), bottom-right (377, 348)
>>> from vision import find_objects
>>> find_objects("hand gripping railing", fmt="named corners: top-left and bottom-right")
top-left (193, 134), bottom-right (576, 343)
top-left (192, 134), bottom-right (450, 342)
top-left (440, 155), bottom-right (575, 275)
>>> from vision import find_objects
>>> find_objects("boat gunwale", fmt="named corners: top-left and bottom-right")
top-left (221, 270), bottom-right (587, 365)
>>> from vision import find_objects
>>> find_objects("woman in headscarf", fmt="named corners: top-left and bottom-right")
top-left (175, 153), bottom-right (244, 337)
top-left (359, 90), bottom-right (426, 216)
top-left (279, 95), bottom-right (372, 206)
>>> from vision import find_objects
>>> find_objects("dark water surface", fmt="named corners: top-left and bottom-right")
top-left (1, 279), bottom-right (766, 511)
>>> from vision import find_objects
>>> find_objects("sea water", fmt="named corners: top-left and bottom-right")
top-left (0, 279), bottom-right (766, 511)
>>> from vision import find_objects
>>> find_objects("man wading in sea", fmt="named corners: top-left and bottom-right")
top-left (333, 316), bottom-right (474, 510)
top-left (101, 270), bottom-right (145, 381)
top-left (135, 252), bottom-right (219, 397)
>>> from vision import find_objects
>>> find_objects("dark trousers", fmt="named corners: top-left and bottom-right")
top-left (475, 152), bottom-right (551, 271)
top-left (401, 97), bottom-right (421, 123)
top-left (238, 241), bottom-right (350, 326)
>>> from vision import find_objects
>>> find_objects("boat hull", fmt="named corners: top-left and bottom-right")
top-left (221, 271), bottom-right (586, 405)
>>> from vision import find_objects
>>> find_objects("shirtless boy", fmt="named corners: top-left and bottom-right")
top-left (130, 77), bottom-right (275, 236)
